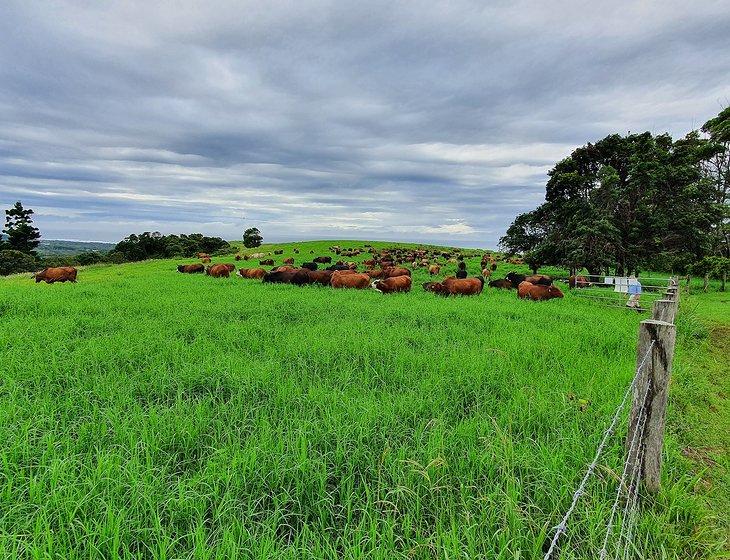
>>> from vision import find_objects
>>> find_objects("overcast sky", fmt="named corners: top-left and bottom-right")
top-left (1, 1), bottom-right (728, 248)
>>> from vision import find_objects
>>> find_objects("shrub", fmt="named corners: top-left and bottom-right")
top-left (0, 250), bottom-right (38, 276)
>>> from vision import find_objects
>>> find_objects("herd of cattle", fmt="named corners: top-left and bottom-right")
top-left (174, 246), bottom-right (570, 301)
top-left (29, 245), bottom-right (590, 302)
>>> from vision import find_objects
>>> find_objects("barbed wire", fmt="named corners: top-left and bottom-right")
top-left (543, 340), bottom-right (655, 560)
top-left (598, 377), bottom-right (652, 559)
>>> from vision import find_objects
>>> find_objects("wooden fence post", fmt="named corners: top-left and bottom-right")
top-left (652, 299), bottom-right (677, 324)
top-left (626, 319), bottom-right (677, 493)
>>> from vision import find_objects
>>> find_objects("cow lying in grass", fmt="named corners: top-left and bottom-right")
top-left (177, 264), bottom-right (205, 274)
top-left (372, 275), bottom-right (412, 294)
top-left (237, 268), bottom-right (266, 279)
top-left (423, 277), bottom-right (484, 296)
top-left (206, 264), bottom-right (235, 278)
top-left (517, 281), bottom-right (564, 301)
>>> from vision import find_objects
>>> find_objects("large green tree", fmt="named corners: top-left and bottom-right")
top-left (500, 116), bottom-right (725, 274)
top-left (243, 227), bottom-right (263, 248)
top-left (3, 201), bottom-right (41, 255)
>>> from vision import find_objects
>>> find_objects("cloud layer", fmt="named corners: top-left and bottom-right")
top-left (1, 1), bottom-right (728, 247)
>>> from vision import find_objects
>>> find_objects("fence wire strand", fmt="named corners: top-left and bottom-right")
top-left (599, 377), bottom-right (652, 560)
top-left (543, 340), bottom-right (655, 560)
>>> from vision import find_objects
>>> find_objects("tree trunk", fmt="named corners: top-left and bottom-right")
top-left (722, 271), bottom-right (726, 292)
top-left (703, 273), bottom-right (709, 293)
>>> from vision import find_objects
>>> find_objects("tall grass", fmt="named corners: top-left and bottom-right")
top-left (0, 241), bottom-right (718, 558)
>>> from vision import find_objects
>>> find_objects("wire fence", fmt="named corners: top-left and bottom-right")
top-left (543, 341), bottom-right (655, 560)
top-left (543, 277), bottom-right (679, 559)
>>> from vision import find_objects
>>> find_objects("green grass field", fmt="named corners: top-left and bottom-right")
top-left (1, 240), bottom-right (727, 559)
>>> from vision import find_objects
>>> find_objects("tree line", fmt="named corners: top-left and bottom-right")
top-left (0, 204), bottom-right (234, 275)
top-left (500, 107), bottom-right (729, 284)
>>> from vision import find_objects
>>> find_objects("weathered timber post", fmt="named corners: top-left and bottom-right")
top-left (652, 299), bottom-right (677, 324)
top-left (626, 320), bottom-right (676, 493)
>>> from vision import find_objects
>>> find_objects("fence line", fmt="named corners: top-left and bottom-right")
top-left (543, 340), bottom-right (656, 559)
top-left (543, 276), bottom-right (679, 559)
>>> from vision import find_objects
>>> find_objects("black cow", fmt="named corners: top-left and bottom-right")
top-left (301, 262), bottom-right (318, 271)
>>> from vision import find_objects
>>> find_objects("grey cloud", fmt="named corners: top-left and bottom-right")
top-left (1, 1), bottom-right (729, 248)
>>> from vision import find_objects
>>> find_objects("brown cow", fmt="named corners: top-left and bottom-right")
top-left (524, 274), bottom-right (553, 286)
top-left (305, 269), bottom-right (334, 286)
top-left (259, 259), bottom-right (275, 266)
top-left (330, 271), bottom-right (370, 289)
top-left (283, 257), bottom-right (294, 265)
top-left (237, 268), bottom-right (266, 279)
top-left (481, 268), bottom-right (493, 278)
top-left (197, 252), bottom-right (210, 259)
top-left (207, 264), bottom-right (234, 278)
top-left (234, 254), bottom-right (242, 261)
top-left (488, 279), bottom-right (513, 289)
top-left (372, 275), bottom-right (412, 294)
top-left (201, 257), bottom-right (211, 263)
top-left (271, 265), bottom-right (296, 272)
top-left (382, 266), bottom-right (411, 279)
top-left (34, 267), bottom-right (77, 284)
top-left (518, 281), bottom-right (564, 301)
top-left (569, 275), bottom-right (591, 288)
top-left (365, 268), bottom-right (384, 279)
top-left (428, 264), bottom-right (441, 276)
top-left (177, 264), bottom-right (205, 273)
top-left (424, 276), bottom-right (483, 296)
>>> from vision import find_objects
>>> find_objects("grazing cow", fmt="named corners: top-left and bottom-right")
top-left (263, 269), bottom-right (310, 285)
top-left (305, 269), bottom-right (334, 286)
top-left (237, 267), bottom-right (266, 279)
top-left (330, 271), bottom-right (370, 289)
top-left (491, 263), bottom-right (497, 271)
top-left (382, 266), bottom-right (411, 279)
top-left (372, 275), bottom-right (412, 294)
top-left (177, 264), bottom-right (205, 274)
top-left (201, 257), bottom-right (211, 263)
top-left (524, 274), bottom-right (552, 286)
top-left (207, 264), bottom-right (234, 278)
top-left (259, 259), bottom-right (275, 266)
top-left (569, 275), bottom-right (591, 288)
top-left (488, 279), bottom-right (513, 289)
top-left (34, 267), bottom-right (78, 284)
top-left (423, 276), bottom-right (484, 296)
top-left (293, 248), bottom-right (299, 254)
top-left (313, 256), bottom-right (332, 264)
top-left (347, 262), bottom-right (358, 270)
top-left (274, 250), bottom-right (283, 255)
top-left (363, 259), bottom-right (376, 266)
top-left (326, 264), bottom-right (351, 271)
top-left (428, 264), bottom-right (441, 275)
top-left (517, 281), bottom-right (564, 301)
top-left (506, 272), bottom-right (526, 286)
top-left (283, 257), bottom-right (294, 265)
top-left (301, 262), bottom-right (318, 271)
top-left (197, 252), bottom-right (210, 259)
top-left (481, 268), bottom-right (493, 278)
top-left (234, 254), bottom-right (242, 261)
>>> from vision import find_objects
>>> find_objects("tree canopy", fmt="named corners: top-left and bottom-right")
top-left (243, 227), bottom-right (263, 248)
top-left (500, 110), bottom-right (729, 274)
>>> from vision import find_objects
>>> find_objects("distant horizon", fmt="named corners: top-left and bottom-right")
top-left (39, 235), bottom-right (494, 251)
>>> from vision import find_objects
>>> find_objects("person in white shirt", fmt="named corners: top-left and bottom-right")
top-left (626, 273), bottom-right (642, 309)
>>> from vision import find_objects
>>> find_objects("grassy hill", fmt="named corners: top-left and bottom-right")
top-left (0, 240), bottom-right (726, 558)
top-left (38, 239), bottom-right (116, 256)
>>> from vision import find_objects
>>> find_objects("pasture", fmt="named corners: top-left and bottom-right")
top-left (0, 240), bottom-right (726, 559)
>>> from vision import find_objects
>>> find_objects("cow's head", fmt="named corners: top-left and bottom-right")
top-left (548, 285), bottom-right (564, 298)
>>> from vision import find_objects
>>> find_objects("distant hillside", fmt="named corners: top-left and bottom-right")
top-left (38, 240), bottom-right (116, 256)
